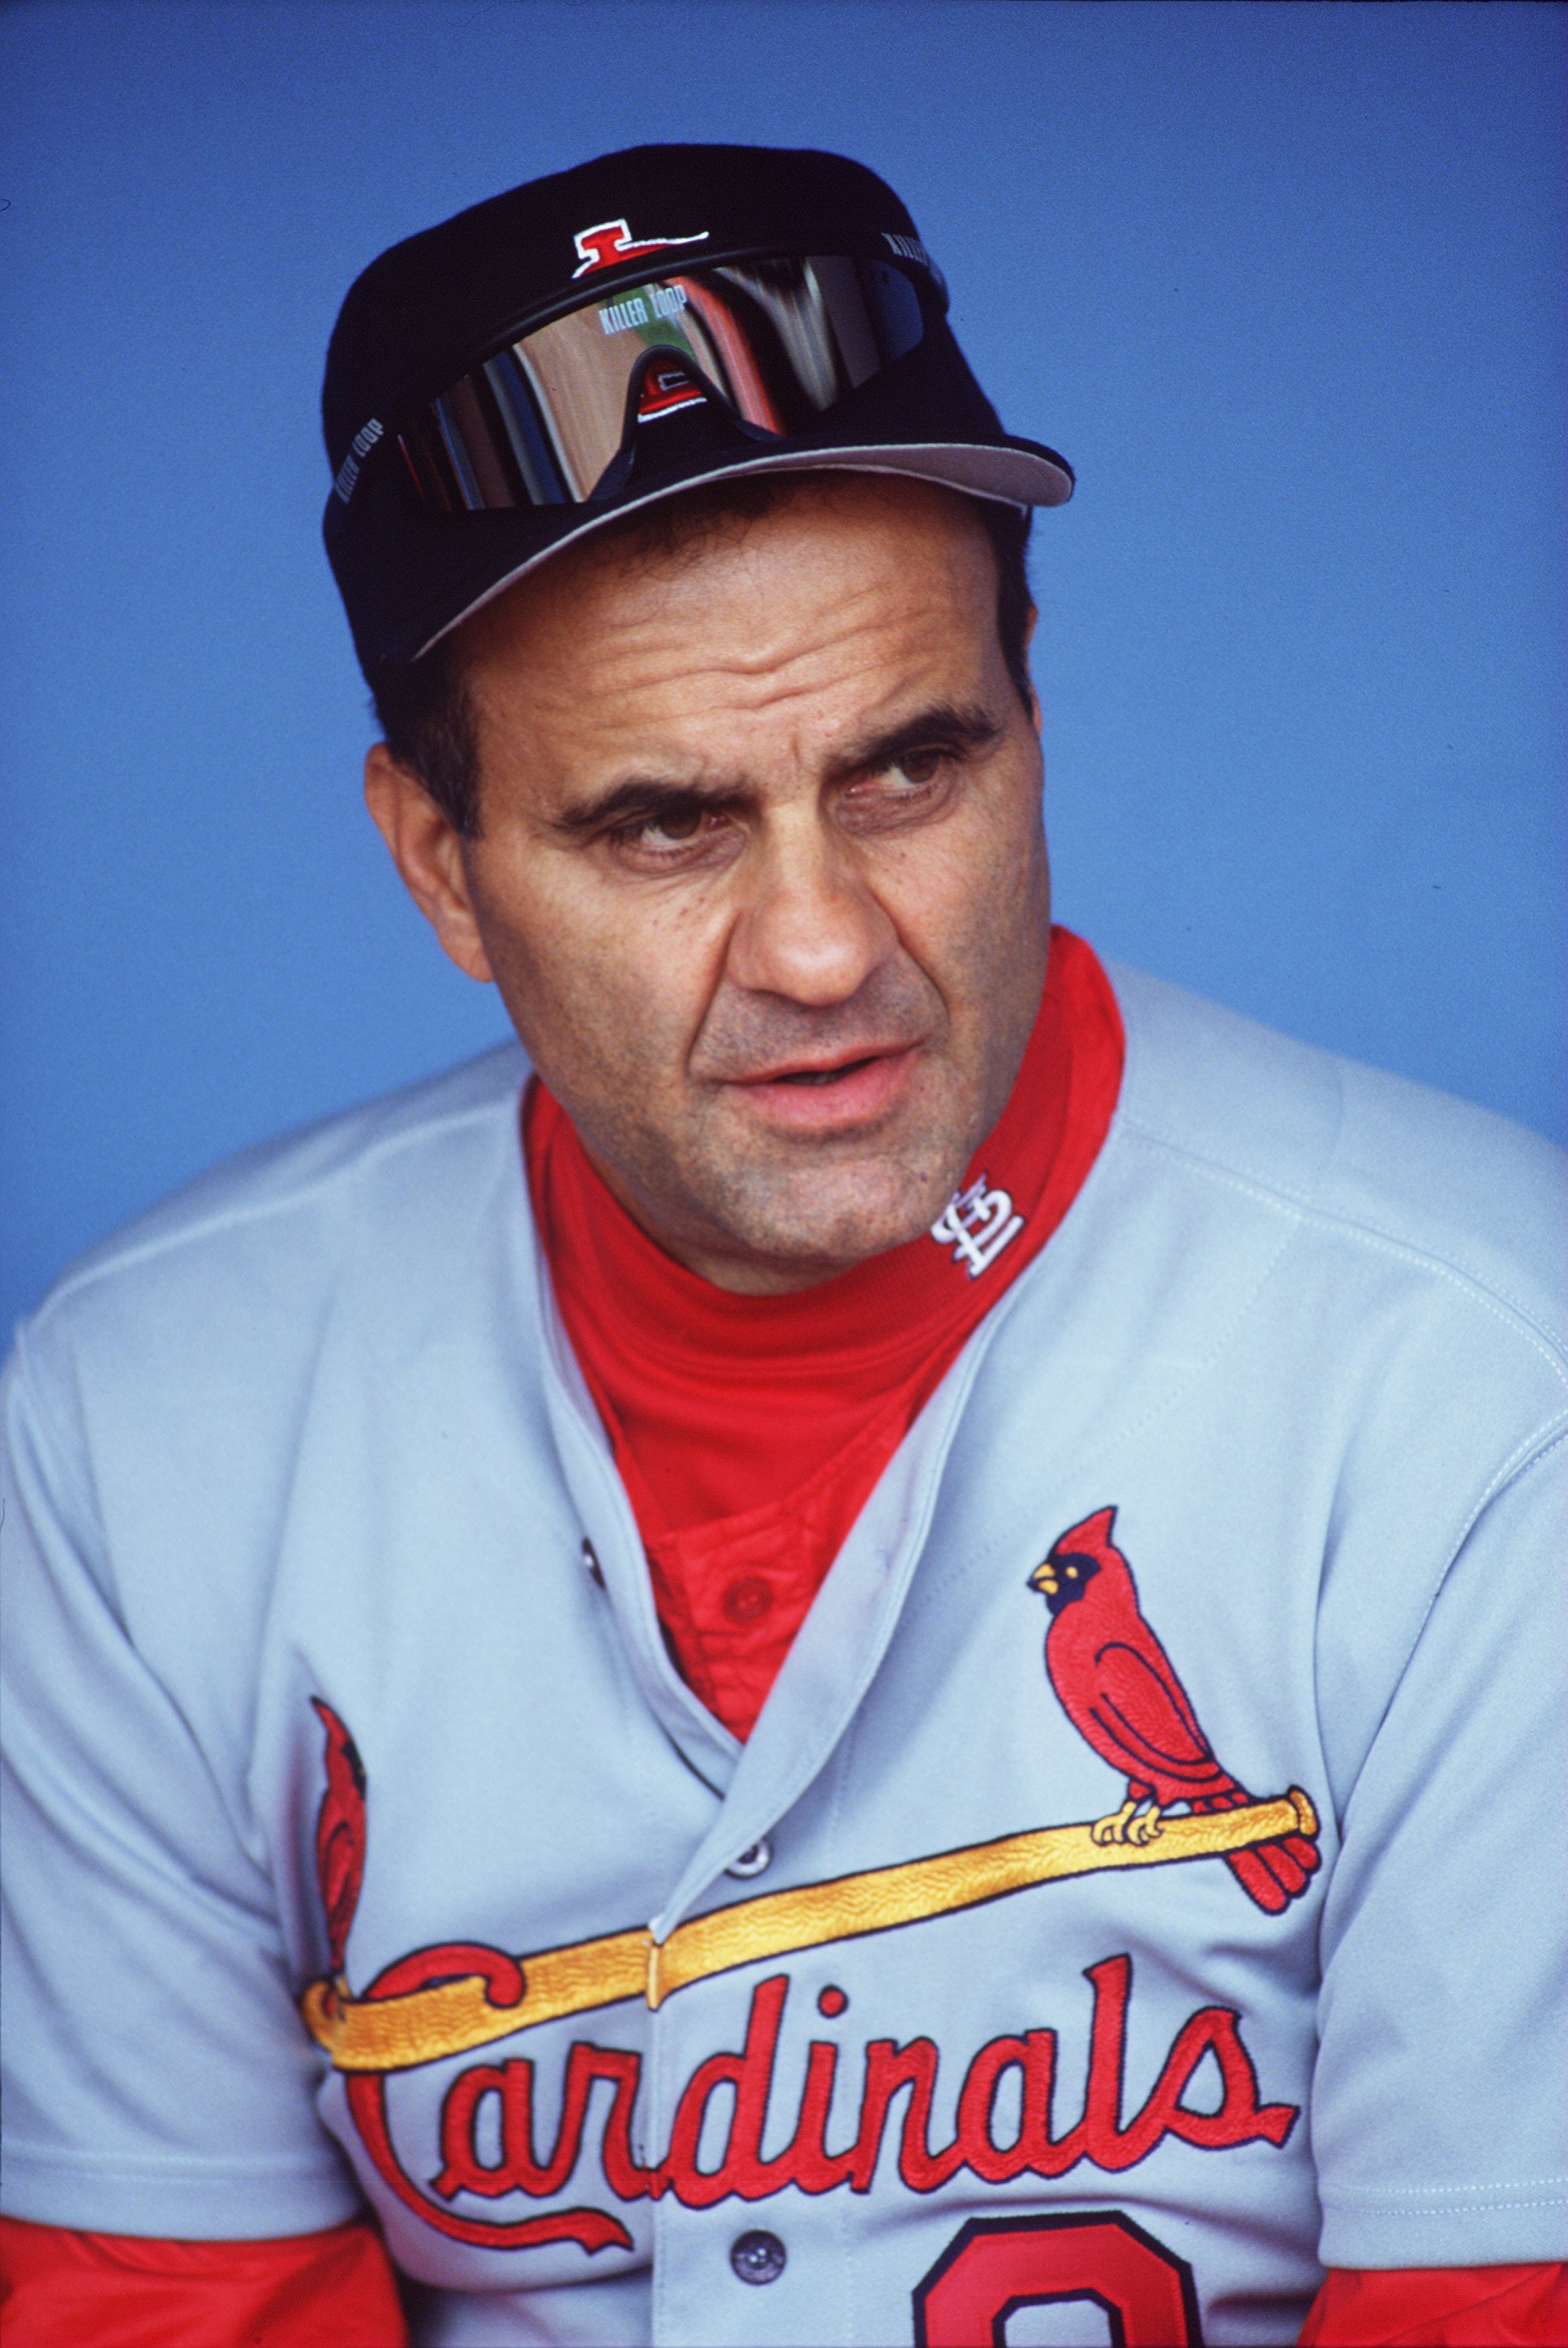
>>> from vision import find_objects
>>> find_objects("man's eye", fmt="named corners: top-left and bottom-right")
top-left (888, 748), bottom-right (946, 787)
top-left (612, 804), bottom-right (724, 857)
top-left (640, 807), bottom-right (703, 845)
top-left (838, 745), bottom-right (958, 832)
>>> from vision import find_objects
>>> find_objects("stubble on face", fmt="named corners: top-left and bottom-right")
top-left (453, 475), bottom-right (1051, 1292)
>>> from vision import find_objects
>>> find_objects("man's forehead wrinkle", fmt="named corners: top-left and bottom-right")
top-left (586, 605), bottom-right (986, 738)
top-left (515, 621), bottom-right (975, 759)
top-left (475, 489), bottom-right (990, 665)
top-left (578, 657), bottom-right (981, 789)
top-left (694, 571), bottom-right (982, 684)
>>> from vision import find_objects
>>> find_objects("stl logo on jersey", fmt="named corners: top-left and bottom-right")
top-left (1028, 1507), bottom-right (1319, 1912)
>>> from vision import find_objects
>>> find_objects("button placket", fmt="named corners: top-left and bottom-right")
top-left (730, 2228), bottom-right (786, 2285)
top-left (649, 1322), bottom-right (1001, 1946)
top-left (721, 1573), bottom-right (773, 1627)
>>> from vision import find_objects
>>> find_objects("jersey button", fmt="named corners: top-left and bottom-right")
top-left (722, 1575), bottom-right (772, 1626)
top-left (726, 1838), bottom-right (771, 1879)
top-left (730, 2229), bottom-right (786, 2286)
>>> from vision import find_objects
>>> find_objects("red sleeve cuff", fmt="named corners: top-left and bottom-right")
top-left (1300, 2262), bottom-right (1568, 2346)
top-left (0, 2213), bottom-right (409, 2347)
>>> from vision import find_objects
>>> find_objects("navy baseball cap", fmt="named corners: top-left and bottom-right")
top-left (323, 143), bottom-right (1074, 681)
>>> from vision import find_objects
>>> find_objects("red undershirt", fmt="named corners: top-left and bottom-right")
top-left (528, 925), bottom-right (1123, 1739)
top-left (4, 927), bottom-right (1561, 2342)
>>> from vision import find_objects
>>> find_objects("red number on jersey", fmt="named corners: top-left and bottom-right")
top-left (913, 2209), bottom-right (1203, 2346)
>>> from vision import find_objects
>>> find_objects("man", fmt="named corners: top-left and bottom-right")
top-left (2, 144), bottom-right (1563, 2347)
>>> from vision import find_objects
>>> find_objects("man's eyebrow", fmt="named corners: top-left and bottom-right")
top-left (826, 701), bottom-right (1004, 782)
top-left (548, 703), bottom-right (1004, 838)
top-left (548, 775), bottom-right (751, 838)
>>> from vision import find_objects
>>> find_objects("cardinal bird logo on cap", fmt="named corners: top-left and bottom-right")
top-left (1029, 1508), bottom-right (1320, 1915)
top-left (571, 217), bottom-right (710, 278)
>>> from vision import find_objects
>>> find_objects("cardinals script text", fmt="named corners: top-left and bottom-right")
top-left (343, 1957), bottom-right (1298, 2255)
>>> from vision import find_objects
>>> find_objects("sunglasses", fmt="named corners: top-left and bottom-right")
top-left (387, 253), bottom-right (931, 514)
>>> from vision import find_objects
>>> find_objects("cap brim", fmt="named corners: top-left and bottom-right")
top-left (415, 438), bottom-right (1072, 658)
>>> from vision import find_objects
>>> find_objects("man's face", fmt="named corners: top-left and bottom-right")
top-left (372, 475), bottom-right (1050, 1292)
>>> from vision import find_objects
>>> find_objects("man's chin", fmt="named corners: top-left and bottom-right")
top-left (685, 1153), bottom-right (960, 1292)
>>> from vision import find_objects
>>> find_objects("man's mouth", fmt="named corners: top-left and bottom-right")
top-left (771, 1054), bottom-right (883, 1088)
top-left (724, 1043), bottom-right (924, 1131)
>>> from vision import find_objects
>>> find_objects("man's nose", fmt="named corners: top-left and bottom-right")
top-left (724, 823), bottom-right (896, 1006)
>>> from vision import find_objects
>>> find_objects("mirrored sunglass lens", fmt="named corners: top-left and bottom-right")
top-left (394, 256), bottom-right (926, 514)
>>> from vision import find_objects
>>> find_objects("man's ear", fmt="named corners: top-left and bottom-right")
top-left (364, 744), bottom-right (495, 984)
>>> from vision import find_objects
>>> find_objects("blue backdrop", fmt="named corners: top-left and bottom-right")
top-left (2, 0), bottom-right (1563, 1336)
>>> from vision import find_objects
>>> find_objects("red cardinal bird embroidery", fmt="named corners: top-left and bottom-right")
top-left (311, 1697), bottom-right (367, 1978)
top-left (1029, 1507), bottom-right (1320, 1915)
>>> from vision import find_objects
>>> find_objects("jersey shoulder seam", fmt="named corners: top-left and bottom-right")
top-left (28, 1086), bottom-right (523, 1330)
top-left (1116, 1112), bottom-right (1568, 1386)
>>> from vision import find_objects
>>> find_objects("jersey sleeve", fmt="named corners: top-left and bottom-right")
top-left (0, 1334), bottom-right (362, 2237)
top-left (1312, 1430), bottom-right (1568, 2267)
top-left (0, 2217), bottom-right (410, 2348)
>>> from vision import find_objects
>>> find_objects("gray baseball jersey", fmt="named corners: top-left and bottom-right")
top-left (3, 961), bottom-right (1566, 2347)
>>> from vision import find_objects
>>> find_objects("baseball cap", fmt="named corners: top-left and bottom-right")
top-left (323, 143), bottom-right (1073, 681)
